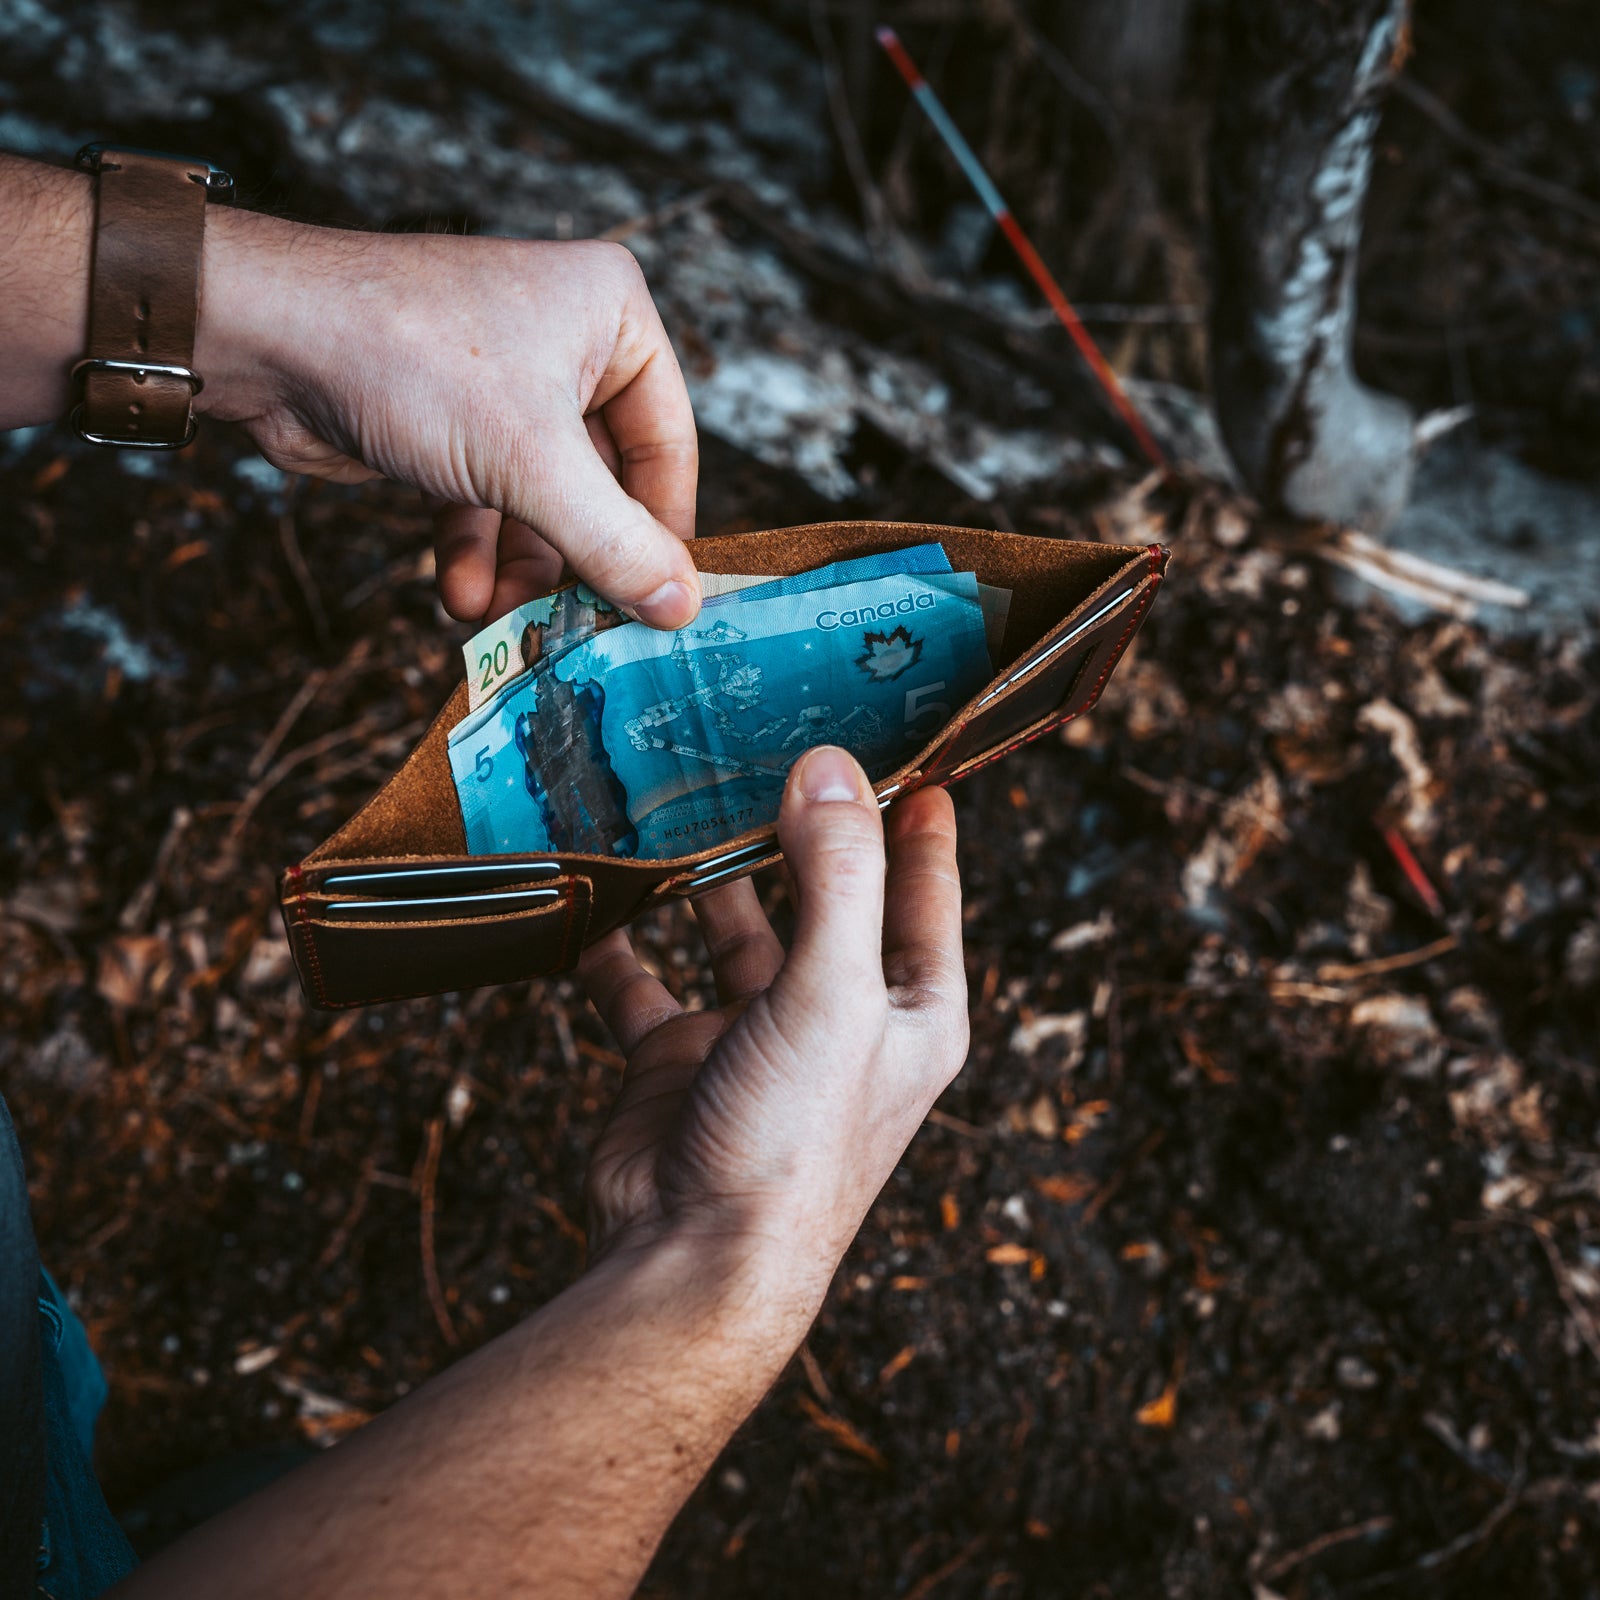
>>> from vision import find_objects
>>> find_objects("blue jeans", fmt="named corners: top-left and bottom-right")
top-left (0, 1096), bottom-right (137, 1600)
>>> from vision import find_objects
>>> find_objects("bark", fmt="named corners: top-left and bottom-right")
top-left (1209, 0), bottom-right (1416, 530)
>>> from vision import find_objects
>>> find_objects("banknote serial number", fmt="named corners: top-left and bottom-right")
top-left (814, 591), bottom-right (937, 630)
top-left (658, 808), bottom-right (757, 843)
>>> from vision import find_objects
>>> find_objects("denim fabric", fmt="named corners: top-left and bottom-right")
top-left (0, 1097), bottom-right (137, 1600)
top-left (0, 1097), bottom-right (43, 1600)
top-left (35, 1277), bottom-right (107, 1469)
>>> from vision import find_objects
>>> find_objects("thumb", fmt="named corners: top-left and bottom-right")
top-left (767, 747), bottom-right (888, 1026)
top-left (508, 417), bottom-right (702, 629)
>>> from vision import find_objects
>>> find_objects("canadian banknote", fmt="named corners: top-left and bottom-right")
top-left (461, 543), bottom-right (958, 711)
top-left (450, 570), bottom-right (993, 859)
top-left (463, 584), bottom-right (624, 712)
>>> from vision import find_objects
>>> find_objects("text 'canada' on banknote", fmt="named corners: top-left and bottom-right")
top-left (459, 543), bottom-right (958, 711)
top-left (449, 571), bottom-right (993, 860)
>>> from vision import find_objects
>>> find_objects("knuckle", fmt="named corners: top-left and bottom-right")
top-left (802, 825), bottom-right (884, 889)
top-left (589, 238), bottom-right (646, 290)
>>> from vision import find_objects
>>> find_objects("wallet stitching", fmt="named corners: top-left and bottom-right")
top-left (556, 876), bottom-right (585, 969)
top-left (935, 558), bottom-right (1162, 784)
top-left (300, 895), bottom-right (578, 1008)
top-left (284, 864), bottom-right (330, 1010)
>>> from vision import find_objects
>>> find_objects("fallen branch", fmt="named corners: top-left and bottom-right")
top-left (418, 1117), bottom-right (459, 1347)
top-left (1317, 934), bottom-right (1458, 983)
top-left (1393, 77), bottom-right (1600, 231)
top-left (1350, 1439), bottom-right (1526, 1591)
top-left (1259, 1513), bottom-right (1395, 1583)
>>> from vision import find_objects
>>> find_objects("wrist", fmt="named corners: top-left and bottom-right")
top-left (191, 204), bottom-right (306, 423)
top-left (593, 1206), bottom-right (832, 1352)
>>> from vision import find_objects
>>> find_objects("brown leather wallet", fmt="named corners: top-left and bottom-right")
top-left (279, 521), bottom-right (1169, 1008)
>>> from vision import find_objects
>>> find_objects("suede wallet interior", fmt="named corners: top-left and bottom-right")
top-left (279, 521), bottom-right (1169, 1007)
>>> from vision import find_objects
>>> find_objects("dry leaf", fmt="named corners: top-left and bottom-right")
top-left (95, 934), bottom-right (172, 1010)
top-left (1033, 1173), bottom-right (1095, 1205)
top-left (1136, 1383), bottom-right (1178, 1428)
top-left (986, 1243), bottom-right (1031, 1265)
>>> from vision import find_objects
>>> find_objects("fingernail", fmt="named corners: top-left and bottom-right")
top-left (634, 578), bottom-right (698, 630)
top-left (798, 745), bottom-right (861, 803)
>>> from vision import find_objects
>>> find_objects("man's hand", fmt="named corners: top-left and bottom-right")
top-left (114, 750), bottom-right (970, 1600)
top-left (196, 218), bottom-right (701, 628)
top-left (580, 744), bottom-right (971, 1297)
top-left (0, 155), bottom-right (701, 629)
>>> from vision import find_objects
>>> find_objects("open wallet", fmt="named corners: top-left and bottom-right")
top-left (278, 522), bottom-right (1170, 1008)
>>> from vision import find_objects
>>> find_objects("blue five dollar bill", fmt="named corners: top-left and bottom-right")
top-left (449, 568), bottom-right (993, 860)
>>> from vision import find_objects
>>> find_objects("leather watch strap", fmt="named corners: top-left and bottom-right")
top-left (71, 144), bottom-right (232, 449)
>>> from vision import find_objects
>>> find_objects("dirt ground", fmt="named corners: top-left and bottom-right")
top-left (3, 2), bottom-right (1599, 1596)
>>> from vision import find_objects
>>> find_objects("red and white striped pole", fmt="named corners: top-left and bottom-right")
top-left (876, 26), bottom-right (1167, 470)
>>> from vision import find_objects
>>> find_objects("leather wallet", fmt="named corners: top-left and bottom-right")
top-left (279, 521), bottom-right (1169, 1008)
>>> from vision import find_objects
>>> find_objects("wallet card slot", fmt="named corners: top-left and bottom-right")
top-left (321, 886), bottom-right (563, 920)
top-left (320, 861), bottom-right (562, 897)
top-left (288, 881), bottom-right (592, 1008)
top-left (975, 586), bottom-right (1134, 707)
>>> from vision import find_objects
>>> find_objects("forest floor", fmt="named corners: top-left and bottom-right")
top-left (3, 2), bottom-right (1599, 1596)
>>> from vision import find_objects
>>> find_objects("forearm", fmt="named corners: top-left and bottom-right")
top-left (111, 1232), bottom-right (819, 1600)
top-left (0, 155), bottom-right (92, 427)
top-left (0, 150), bottom-right (299, 431)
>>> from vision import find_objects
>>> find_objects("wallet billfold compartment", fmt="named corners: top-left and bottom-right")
top-left (279, 521), bottom-right (1169, 1008)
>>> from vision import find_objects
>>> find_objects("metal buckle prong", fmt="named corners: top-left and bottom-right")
top-left (71, 356), bottom-right (205, 394)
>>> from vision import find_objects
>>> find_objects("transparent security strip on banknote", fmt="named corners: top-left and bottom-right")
top-left (449, 566), bottom-right (996, 861)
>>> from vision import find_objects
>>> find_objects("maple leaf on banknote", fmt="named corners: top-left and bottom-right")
top-left (855, 626), bottom-right (923, 683)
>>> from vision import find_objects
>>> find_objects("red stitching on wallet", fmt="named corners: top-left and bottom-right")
top-left (555, 877), bottom-right (583, 970)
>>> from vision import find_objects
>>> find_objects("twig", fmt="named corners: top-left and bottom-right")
top-left (1392, 77), bottom-right (1600, 230)
top-left (926, 1107), bottom-right (987, 1139)
top-left (248, 668), bottom-right (330, 780)
top-left (810, 0), bottom-right (909, 279)
top-left (278, 480), bottom-right (330, 647)
top-left (799, 1342), bottom-right (834, 1407)
top-left (1312, 529), bottom-right (1529, 620)
top-left (1083, 1129), bottom-right (1165, 1223)
top-left (317, 1161), bottom-right (373, 1270)
top-left (117, 804), bottom-right (192, 933)
top-left (1259, 1515), bottom-right (1395, 1583)
top-left (990, 0), bottom-right (1120, 143)
top-left (1317, 934), bottom-right (1458, 983)
top-left (1105, 953), bottom-right (1124, 1089)
top-left (1349, 1439), bottom-right (1526, 1591)
top-left (599, 184), bottom-right (723, 243)
top-left (1015, 302), bottom-right (1204, 327)
top-left (903, 1534), bottom-right (987, 1600)
top-left (1528, 1220), bottom-right (1600, 1369)
top-left (224, 721), bottom-right (376, 850)
top-left (418, 1118), bottom-right (459, 1347)
top-left (796, 1393), bottom-right (888, 1470)
top-left (1339, 531), bottom-right (1530, 609)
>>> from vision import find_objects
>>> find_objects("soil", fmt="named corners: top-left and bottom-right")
top-left (2, 2), bottom-right (1598, 1596)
